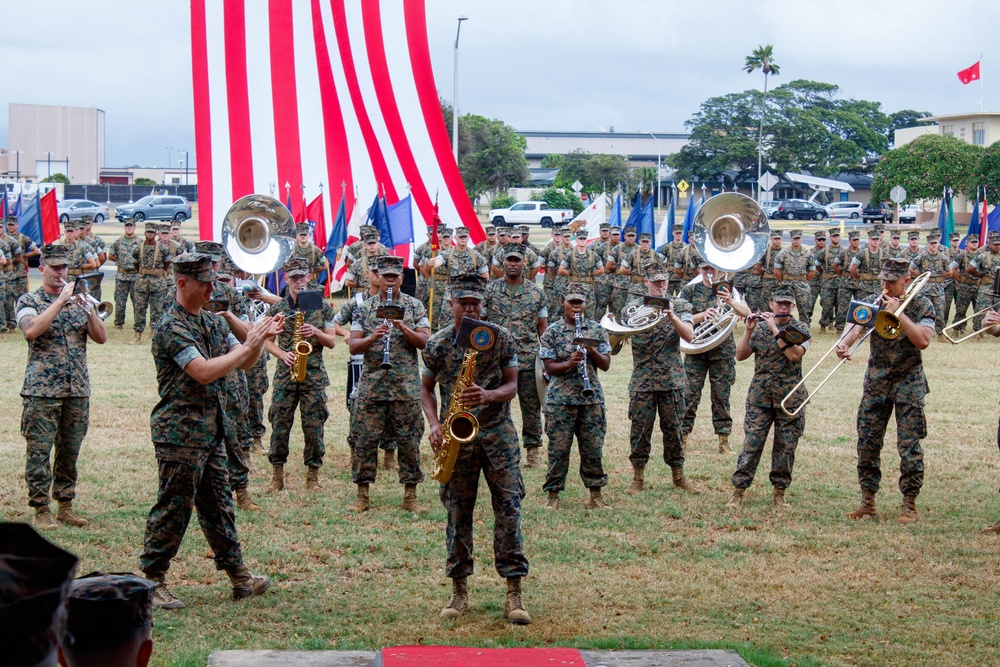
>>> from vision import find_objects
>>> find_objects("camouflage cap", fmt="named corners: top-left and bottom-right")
top-left (282, 257), bottom-right (310, 277)
top-left (79, 214), bottom-right (93, 223)
top-left (359, 224), bottom-right (376, 234)
top-left (623, 226), bottom-right (637, 236)
top-left (878, 256), bottom-right (911, 281)
top-left (790, 229), bottom-right (803, 238)
top-left (449, 273), bottom-right (486, 300)
top-left (5, 215), bottom-right (17, 224)
top-left (814, 230), bottom-right (827, 239)
top-left (0, 523), bottom-right (79, 667)
top-left (66, 572), bottom-right (155, 648)
top-left (867, 229), bottom-right (881, 239)
top-left (610, 225), bottom-right (622, 233)
top-left (143, 221), bottom-right (158, 232)
top-left (770, 285), bottom-right (796, 303)
top-left (502, 243), bottom-right (525, 260)
top-left (672, 224), bottom-right (684, 233)
top-left (439, 226), bottom-right (453, 238)
top-left (561, 228), bottom-right (572, 238)
top-left (828, 226), bottom-right (841, 236)
top-left (770, 230), bottom-right (783, 239)
top-left (890, 230), bottom-right (901, 239)
top-left (41, 244), bottom-right (70, 266)
top-left (361, 231), bottom-right (379, 243)
top-left (848, 230), bottom-right (861, 240)
top-left (950, 232), bottom-right (961, 240)
top-left (575, 230), bottom-right (589, 240)
top-left (645, 264), bottom-right (670, 281)
top-left (375, 255), bottom-right (404, 276)
top-left (173, 252), bottom-right (219, 282)
top-left (495, 225), bottom-right (510, 235)
top-left (564, 282), bottom-right (589, 301)
top-left (518, 225), bottom-right (530, 234)
top-left (122, 218), bottom-right (136, 227)
top-left (989, 230), bottom-right (1000, 243)
top-left (599, 223), bottom-right (610, 232)
top-left (638, 232), bottom-right (652, 241)
top-left (295, 222), bottom-right (311, 235)
top-left (968, 234), bottom-right (980, 243)
top-left (193, 240), bottom-right (224, 261)
top-left (454, 226), bottom-right (470, 237)
top-left (907, 230), bottom-right (920, 240)
top-left (926, 231), bottom-right (941, 242)
top-left (484, 225), bottom-right (496, 234)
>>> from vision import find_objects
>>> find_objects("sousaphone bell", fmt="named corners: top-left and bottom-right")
top-left (221, 194), bottom-right (297, 275)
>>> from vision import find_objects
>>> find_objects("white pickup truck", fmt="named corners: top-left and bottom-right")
top-left (487, 201), bottom-right (574, 228)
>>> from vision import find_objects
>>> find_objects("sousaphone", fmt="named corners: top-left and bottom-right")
top-left (221, 194), bottom-right (297, 275)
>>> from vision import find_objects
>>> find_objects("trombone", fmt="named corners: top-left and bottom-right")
top-left (942, 268), bottom-right (1000, 344)
top-left (780, 272), bottom-right (931, 418)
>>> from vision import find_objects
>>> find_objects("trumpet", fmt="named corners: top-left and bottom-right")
top-left (77, 294), bottom-right (114, 320)
top-left (574, 312), bottom-right (594, 398)
top-left (942, 267), bottom-right (1000, 343)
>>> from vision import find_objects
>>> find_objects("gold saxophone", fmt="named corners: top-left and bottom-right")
top-left (432, 349), bottom-right (480, 484)
top-left (291, 311), bottom-right (313, 382)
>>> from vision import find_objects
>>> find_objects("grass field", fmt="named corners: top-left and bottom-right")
top-left (5, 218), bottom-right (998, 666)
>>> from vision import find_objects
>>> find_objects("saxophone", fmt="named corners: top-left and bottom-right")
top-left (291, 311), bottom-right (313, 382)
top-left (432, 348), bottom-right (480, 484)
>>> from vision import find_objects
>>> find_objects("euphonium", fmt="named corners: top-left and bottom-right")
top-left (291, 311), bottom-right (313, 383)
top-left (432, 348), bottom-right (480, 484)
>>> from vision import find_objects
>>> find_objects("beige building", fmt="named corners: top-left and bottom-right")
top-left (895, 111), bottom-right (1000, 148)
top-left (5, 103), bottom-right (105, 185)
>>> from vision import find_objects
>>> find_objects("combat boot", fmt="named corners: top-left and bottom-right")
top-left (128, 331), bottom-right (142, 345)
top-left (585, 487), bottom-right (611, 510)
top-left (544, 490), bottom-right (559, 510)
top-left (402, 483), bottom-right (424, 512)
top-left (235, 488), bottom-right (261, 511)
top-left (381, 449), bottom-right (399, 471)
top-left (671, 466), bottom-right (700, 494)
top-left (626, 465), bottom-right (645, 494)
top-left (253, 437), bottom-right (267, 455)
top-left (504, 576), bottom-right (531, 625)
top-left (114, 324), bottom-right (123, 330)
top-left (982, 519), bottom-right (1000, 534)
top-left (524, 447), bottom-right (542, 469)
top-left (898, 495), bottom-right (918, 525)
top-left (305, 466), bottom-right (323, 492)
top-left (148, 576), bottom-right (186, 609)
top-left (56, 500), bottom-right (89, 527)
top-left (845, 489), bottom-right (878, 519)
top-left (773, 487), bottom-right (791, 509)
top-left (226, 564), bottom-right (271, 600)
top-left (726, 486), bottom-right (744, 509)
top-left (349, 483), bottom-right (370, 512)
top-left (33, 505), bottom-right (58, 531)
top-left (264, 464), bottom-right (284, 492)
top-left (718, 434), bottom-right (731, 454)
top-left (820, 325), bottom-right (827, 334)
top-left (440, 577), bottom-right (468, 619)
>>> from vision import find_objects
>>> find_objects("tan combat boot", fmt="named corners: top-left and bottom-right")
top-left (253, 437), bottom-right (267, 455)
top-left (773, 487), bottom-right (791, 509)
top-left (226, 564), bottom-right (271, 600)
top-left (504, 576), bottom-right (531, 625)
top-left (671, 466), bottom-right (700, 494)
top-left (626, 465), bottom-right (645, 494)
top-left (235, 488), bottom-right (262, 511)
top-left (114, 323), bottom-right (123, 330)
top-left (982, 520), bottom-right (1000, 534)
top-left (440, 577), bottom-right (469, 619)
top-left (349, 483), bottom-right (371, 512)
top-left (845, 489), bottom-right (878, 519)
top-left (381, 448), bottom-right (399, 471)
top-left (128, 331), bottom-right (142, 345)
top-left (305, 466), bottom-right (323, 492)
top-left (264, 464), bottom-right (284, 492)
top-left (718, 434), bottom-right (731, 454)
top-left (544, 490), bottom-right (559, 510)
top-left (56, 500), bottom-right (89, 527)
top-left (148, 575), bottom-right (185, 609)
top-left (33, 505), bottom-right (58, 531)
top-left (402, 483), bottom-right (424, 512)
top-left (727, 486), bottom-right (745, 509)
top-left (898, 495), bottom-right (918, 525)
top-left (524, 447), bottom-right (543, 469)
top-left (585, 487), bottom-right (611, 510)
top-left (820, 325), bottom-right (827, 334)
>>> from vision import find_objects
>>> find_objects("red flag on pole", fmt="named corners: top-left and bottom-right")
top-left (430, 201), bottom-right (441, 252)
top-left (307, 194), bottom-right (327, 251)
top-left (39, 189), bottom-right (61, 244)
top-left (958, 61), bottom-right (981, 84)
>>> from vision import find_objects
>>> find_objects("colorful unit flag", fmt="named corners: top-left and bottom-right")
top-left (958, 61), bottom-right (981, 85)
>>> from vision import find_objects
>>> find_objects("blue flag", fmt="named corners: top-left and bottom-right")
top-left (366, 194), bottom-right (394, 248)
top-left (386, 196), bottom-right (414, 246)
top-left (11, 193), bottom-right (21, 218)
top-left (19, 195), bottom-right (43, 246)
top-left (681, 195), bottom-right (696, 244)
top-left (325, 195), bottom-right (348, 269)
top-left (937, 188), bottom-right (948, 241)
top-left (986, 200), bottom-right (1000, 237)
top-left (609, 193), bottom-right (622, 238)
top-left (637, 195), bottom-right (655, 238)
top-left (624, 190), bottom-right (642, 235)
top-left (962, 197), bottom-right (980, 250)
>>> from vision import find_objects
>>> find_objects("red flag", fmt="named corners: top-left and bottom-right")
top-left (958, 61), bottom-right (981, 85)
top-left (306, 194), bottom-right (327, 251)
top-left (39, 189), bottom-right (61, 244)
top-left (430, 201), bottom-right (441, 251)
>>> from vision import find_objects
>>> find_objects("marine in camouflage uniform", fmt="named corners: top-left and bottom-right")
top-left (536, 227), bottom-right (560, 300)
top-left (139, 253), bottom-right (274, 609)
top-left (434, 226), bottom-right (488, 327)
top-left (420, 273), bottom-right (530, 624)
top-left (347, 256), bottom-right (429, 511)
top-left (948, 234), bottom-right (982, 333)
top-left (423, 227), bottom-right (453, 331)
top-left (108, 219), bottom-right (141, 329)
top-left (81, 216), bottom-right (107, 302)
top-left (592, 223), bottom-right (614, 313)
top-left (773, 229), bottom-right (814, 326)
top-left (344, 231), bottom-right (388, 293)
top-left (942, 232), bottom-right (961, 323)
top-left (814, 227), bottom-right (844, 332)
top-left (842, 257), bottom-right (935, 524)
top-left (538, 284), bottom-right (611, 508)
top-left (17, 244), bottom-right (107, 530)
top-left (7, 216), bottom-right (40, 312)
top-left (884, 230), bottom-right (905, 260)
top-left (754, 231), bottom-right (783, 313)
top-left (474, 225), bottom-right (500, 280)
top-left (909, 231), bottom-right (949, 335)
top-left (835, 230), bottom-right (864, 333)
top-left (291, 221), bottom-right (330, 290)
top-left (546, 229), bottom-right (571, 316)
top-left (484, 245), bottom-right (548, 466)
top-left (806, 231), bottom-right (826, 324)
top-left (621, 233), bottom-right (665, 302)
top-left (263, 258), bottom-right (337, 491)
top-left (849, 230), bottom-right (887, 317)
top-left (606, 228), bottom-right (638, 316)
top-left (169, 222), bottom-right (195, 255)
top-left (130, 222), bottom-right (171, 343)
top-left (1, 224), bottom-right (23, 330)
top-left (968, 230), bottom-right (1000, 331)
top-left (558, 230), bottom-right (604, 319)
top-left (728, 286), bottom-right (809, 509)
top-left (657, 224), bottom-right (687, 297)
top-left (413, 224), bottom-right (436, 307)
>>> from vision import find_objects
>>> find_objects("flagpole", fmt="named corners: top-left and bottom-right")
top-left (981, 53), bottom-right (984, 112)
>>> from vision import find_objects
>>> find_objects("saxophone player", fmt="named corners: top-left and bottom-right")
top-left (420, 273), bottom-right (530, 625)
top-left (262, 258), bottom-right (336, 494)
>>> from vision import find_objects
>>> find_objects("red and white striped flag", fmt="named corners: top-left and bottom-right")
top-left (190, 0), bottom-right (484, 256)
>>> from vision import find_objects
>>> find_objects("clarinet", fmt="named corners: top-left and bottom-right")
top-left (574, 312), bottom-right (594, 398)
top-left (380, 287), bottom-right (393, 370)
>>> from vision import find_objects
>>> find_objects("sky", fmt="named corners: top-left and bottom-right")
top-left (1, 0), bottom-right (995, 169)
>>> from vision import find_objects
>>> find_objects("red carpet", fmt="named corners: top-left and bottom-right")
top-left (380, 646), bottom-right (586, 666)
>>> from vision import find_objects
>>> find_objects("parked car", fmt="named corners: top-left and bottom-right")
top-left (57, 199), bottom-right (111, 224)
top-left (115, 195), bottom-right (193, 222)
top-left (898, 204), bottom-right (922, 224)
top-left (762, 199), bottom-right (783, 218)
top-left (825, 201), bottom-right (864, 220)
top-left (774, 200), bottom-right (828, 220)
top-left (487, 201), bottom-right (574, 228)
top-left (862, 201), bottom-right (894, 223)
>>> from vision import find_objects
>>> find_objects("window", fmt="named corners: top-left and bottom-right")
top-left (973, 122), bottom-right (985, 145)
top-left (942, 124), bottom-right (954, 137)
top-left (539, 203), bottom-right (549, 210)
top-left (510, 203), bottom-right (526, 211)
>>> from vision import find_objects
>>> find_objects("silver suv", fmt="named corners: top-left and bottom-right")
top-left (115, 195), bottom-right (193, 222)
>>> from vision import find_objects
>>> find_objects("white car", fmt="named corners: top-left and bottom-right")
top-left (899, 204), bottom-right (922, 224)
top-left (825, 201), bottom-right (864, 219)
top-left (57, 199), bottom-right (111, 224)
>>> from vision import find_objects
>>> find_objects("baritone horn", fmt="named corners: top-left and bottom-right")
top-left (222, 194), bottom-right (297, 275)
top-left (942, 267), bottom-right (1000, 343)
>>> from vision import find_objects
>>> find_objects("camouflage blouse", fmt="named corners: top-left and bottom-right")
top-left (17, 288), bottom-right (93, 398)
top-left (483, 278), bottom-right (548, 372)
top-left (626, 296), bottom-right (693, 393)
top-left (745, 317), bottom-right (810, 409)
top-left (862, 292), bottom-right (934, 406)
top-left (539, 317), bottom-right (610, 406)
top-left (351, 292), bottom-right (429, 401)
top-left (265, 294), bottom-right (337, 389)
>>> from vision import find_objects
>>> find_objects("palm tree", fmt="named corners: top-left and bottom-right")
top-left (743, 44), bottom-right (780, 188)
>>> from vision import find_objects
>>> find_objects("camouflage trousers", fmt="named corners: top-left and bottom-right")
top-left (856, 394), bottom-right (925, 497)
top-left (225, 439), bottom-right (250, 492)
top-left (415, 275), bottom-right (429, 308)
top-left (140, 442), bottom-right (243, 578)
top-left (595, 277), bottom-right (613, 315)
top-left (808, 279), bottom-right (822, 322)
top-left (439, 418), bottom-right (529, 580)
top-left (667, 279), bottom-right (683, 299)
top-left (429, 284), bottom-right (447, 332)
top-left (350, 398), bottom-right (424, 485)
top-left (134, 276), bottom-right (168, 333)
top-left (974, 288), bottom-right (997, 331)
top-left (542, 403), bottom-right (608, 492)
top-left (610, 285), bottom-right (631, 318)
top-left (224, 373), bottom-right (252, 491)
top-left (951, 284), bottom-right (979, 331)
top-left (837, 283), bottom-right (864, 331)
top-left (784, 280), bottom-right (812, 325)
top-left (3, 273), bottom-right (16, 329)
top-left (516, 369), bottom-right (542, 449)
top-left (245, 355), bottom-right (269, 439)
top-left (550, 277), bottom-right (569, 316)
top-left (268, 383), bottom-right (328, 468)
top-left (819, 278), bottom-right (840, 328)
top-left (22, 396), bottom-right (89, 508)
top-left (919, 283), bottom-right (946, 333)
top-left (944, 281), bottom-right (956, 324)
top-left (628, 390), bottom-right (686, 469)
top-left (0, 277), bottom-right (6, 331)
top-left (733, 402), bottom-right (804, 490)
top-left (682, 354), bottom-right (735, 436)
top-left (113, 274), bottom-right (138, 327)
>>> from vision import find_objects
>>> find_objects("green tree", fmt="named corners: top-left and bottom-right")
top-left (41, 173), bottom-right (69, 184)
top-left (532, 188), bottom-right (584, 216)
top-left (545, 150), bottom-right (629, 197)
top-left (489, 193), bottom-right (516, 209)
top-left (870, 134), bottom-right (982, 203)
top-left (976, 141), bottom-right (1000, 205)
top-left (743, 44), bottom-right (780, 180)
top-left (889, 110), bottom-right (933, 143)
top-left (134, 177), bottom-right (158, 186)
top-left (457, 114), bottom-right (529, 201)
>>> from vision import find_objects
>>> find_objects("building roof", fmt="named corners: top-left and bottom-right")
top-left (920, 111), bottom-right (1000, 122)
top-left (519, 131), bottom-right (690, 159)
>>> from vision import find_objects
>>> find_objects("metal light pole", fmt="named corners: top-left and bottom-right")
top-left (184, 150), bottom-right (189, 186)
top-left (44, 152), bottom-right (52, 179)
top-left (645, 132), bottom-right (662, 213)
top-left (452, 16), bottom-right (468, 165)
